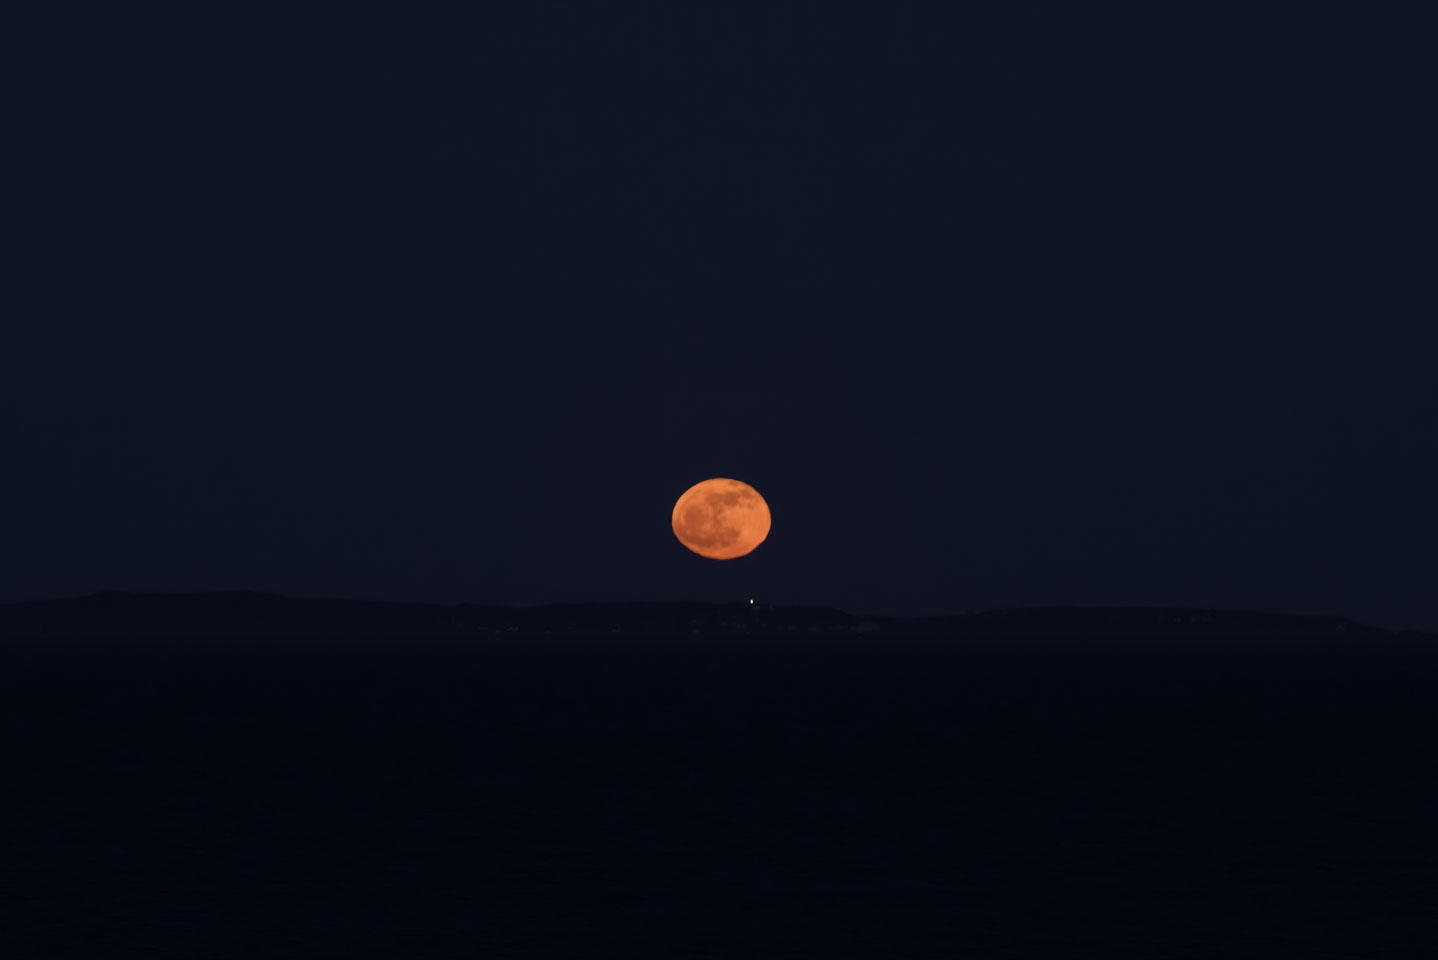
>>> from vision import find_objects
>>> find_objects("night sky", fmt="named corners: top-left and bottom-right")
top-left (6, 4), bottom-right (1435, 626)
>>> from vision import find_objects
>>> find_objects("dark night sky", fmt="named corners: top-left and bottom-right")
top-left (4, 3), bottom-right (1435, 626)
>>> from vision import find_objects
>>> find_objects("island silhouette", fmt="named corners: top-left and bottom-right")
top-left (0, 591), bottom-right (1422, 642)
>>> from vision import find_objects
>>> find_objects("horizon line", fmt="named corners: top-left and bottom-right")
top-left (2, 588), bottom-right (1427, 635)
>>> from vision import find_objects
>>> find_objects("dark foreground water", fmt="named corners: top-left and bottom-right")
top-left (1, 632), bottom-right (1435, 957)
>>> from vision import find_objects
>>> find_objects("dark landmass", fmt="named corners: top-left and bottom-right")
top-left (0, 590), bottom-right (1427, 642)
top-left (2, 593), bottom-right (1436, 957)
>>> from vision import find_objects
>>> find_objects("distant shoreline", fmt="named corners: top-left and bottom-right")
top-left (1, 592), bottom-right (1427, 642)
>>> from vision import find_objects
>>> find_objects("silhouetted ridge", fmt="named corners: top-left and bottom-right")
top-left (0, 593), bottom-right (1424, 641)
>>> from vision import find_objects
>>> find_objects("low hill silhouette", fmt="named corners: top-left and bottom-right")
top-left (0, 591), bottom-right (1425, 642)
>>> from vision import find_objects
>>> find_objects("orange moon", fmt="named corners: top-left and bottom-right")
top-left (671, 478), bottom-right (772, 560)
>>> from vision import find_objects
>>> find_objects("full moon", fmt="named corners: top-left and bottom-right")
top-left (671, 478), bottom-right (772, 560)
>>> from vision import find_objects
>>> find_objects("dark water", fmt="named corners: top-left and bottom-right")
top-left (2, 633), bottom-right (1435, 957)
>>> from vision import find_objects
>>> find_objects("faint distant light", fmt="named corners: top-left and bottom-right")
top-left (749, 598), bottom-right (755, 605)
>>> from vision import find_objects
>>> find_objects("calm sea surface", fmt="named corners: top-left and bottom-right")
top-left (2, 633), bottom-right (1435, 957)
